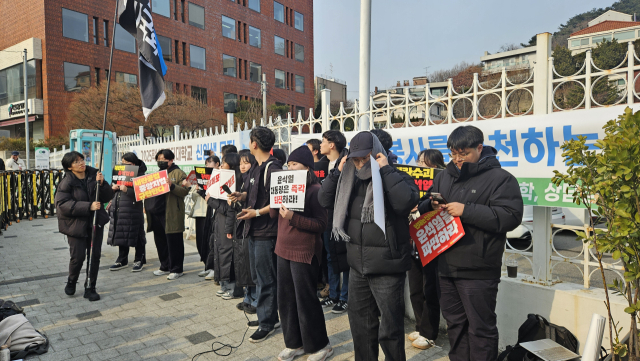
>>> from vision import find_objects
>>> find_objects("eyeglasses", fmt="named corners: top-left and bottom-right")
top-left (72, 159), bottom-right (86, 165)
top-left (352, 157), bottom-right (369, 165)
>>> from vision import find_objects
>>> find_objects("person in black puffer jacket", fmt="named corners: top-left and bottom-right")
top-left (318, 132), bottom-right (419, 361)
top-left (106, 152), bottom-right (147, 272)
top-left (417, 126), bottom-right (523, 361)
top-left (55, 151), bottom-right (113, 301)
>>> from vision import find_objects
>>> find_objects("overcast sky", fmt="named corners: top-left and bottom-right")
top-left (313, 0), bottom-right (611, 100)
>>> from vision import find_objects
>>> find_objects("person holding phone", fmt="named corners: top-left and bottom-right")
top-left (417, 126), bottom-right (523, 361)
top-left (406, 149), bottom-right (446, 350)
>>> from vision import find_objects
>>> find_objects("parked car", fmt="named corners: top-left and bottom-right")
top-left (507, 206), bottom-right (566, 239)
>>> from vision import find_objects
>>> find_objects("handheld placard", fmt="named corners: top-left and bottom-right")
top-left (222, 184), bottom-right (243, 212)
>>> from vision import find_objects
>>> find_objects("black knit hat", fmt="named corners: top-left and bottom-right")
top-left (288, 146), bottom-right (315, 170)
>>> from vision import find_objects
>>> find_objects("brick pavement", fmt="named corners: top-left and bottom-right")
top-left (0, 217), bottom-right (450, 360)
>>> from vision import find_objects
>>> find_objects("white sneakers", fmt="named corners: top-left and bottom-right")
top-left (408, 331), bottom-right (420, 341)
top-left (411, 335), bottom-right (436, 350)
top-left (198, 270), bottom-right (210, 277)
top-left (204, 270), bottom-right (215, 280)
top-left (278, 347), bottom-right (304, 361)
top-left (153, 270), bottom-right (169, 276)
top-left (307, 344), bottom-right (333, 361)
top-left (167, 273), bottom-right (183, 280)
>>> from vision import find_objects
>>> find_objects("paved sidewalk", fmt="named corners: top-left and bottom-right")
top-left (0, 217), bottom-right (450, 361)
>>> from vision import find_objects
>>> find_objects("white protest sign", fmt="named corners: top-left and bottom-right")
top-left (270, 170), bottom-right (307, 212)
top-left (35, 147), bottom-right (50, 170)
top-left (216, 169), bottom-right (236, 200)
top-left (206, 169), bottom-right (221, 197)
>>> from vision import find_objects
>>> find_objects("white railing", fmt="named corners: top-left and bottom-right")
top-left (49, 146), bottom-right (66, 167)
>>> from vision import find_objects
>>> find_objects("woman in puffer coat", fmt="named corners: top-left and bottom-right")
top-left (106, 152), bottom-right (147, 272)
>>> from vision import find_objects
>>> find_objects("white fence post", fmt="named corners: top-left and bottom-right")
top-left (532, 206), bottom-right (552, 284)
top-left (533, 32), bottom-right (551, 115)
top-left (585, 50), bottom-right (592, 110)
top-left (138, 126), bottom-right (144, 146)
top-left (628, 41), bottom-right (634, 105)
top-left (173, 125), bottom-right (180, 141)
top-left (321, 88), bottom-right (331, 133)
top-left (227, 113), bottom-right (234, 132)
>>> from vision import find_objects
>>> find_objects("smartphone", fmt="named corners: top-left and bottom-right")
top-left (431, 192), bottom-right (447, 204)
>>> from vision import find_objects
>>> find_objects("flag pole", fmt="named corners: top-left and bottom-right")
top-left (86, 0), bottom-right (119, 292)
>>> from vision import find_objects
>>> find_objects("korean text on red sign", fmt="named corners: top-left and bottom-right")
top-left (409, 209), bottom-right (465, 266)
top-left (195, 167), bottom-right (213, 190)
top-left (270, 170), bottom-right (307, 212)
top-left (132, 170), bottom-right (170, 201)
top-left (112, 164), bottom-right (139, 187)
top-left (393, 164), bottom-right (442, 199)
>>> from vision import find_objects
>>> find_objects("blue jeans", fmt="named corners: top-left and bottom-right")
top-left (248, 237), bottom-right (279, 330)
top-left (323, 232), bottom-right (349, 301)
top-left (244, 286), bottom-right (258, 307)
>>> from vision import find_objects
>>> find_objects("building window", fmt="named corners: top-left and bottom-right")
top-left (115, 71), bottom-right (138, 87)
top-left (248, 0), bottom-right (260, 12)
top-left (0, 61), bottom-right (37, 106)
top-left (157, 35), bottom-right (172, 62)
top-left (115, 23), bottom-right (136, 53)
top-left (294, 11), bottom-right (303, 31)
top-left (275, 69), bottom-right (285, 89)
top-left (188, 3), bottom-right (205, 29)
top-left (191, 86), bottom-right (207, 104)
top-left (274, 2), bottom-right (284, 22)
top-left (64, 62), bottom-right (91, 91)
top-left (222, 16), bottom-right (235, 39)
top-left (92, 17), bottom-right (98, 44)
top-left (249, 26), bottom-right (261, 48)
top-left (181, 0), bottom-right (185, 22)
top-left (190, 45), bottom-right (206, 70)
top-left (152, 0), bottom-right (171, 17)
top-left (295, 75), bottom-right (304, 93)
top-left (224, 92), bottom-right (238, 112)
top-left (294, 43), bottom-right (304, 62)
top-left (183, 42), bottom-right (186, 65)
top-left (249, 62), bottom-right (262, 83)
top-left (223, 55), bottom-right (236, 77)
top-left (274, 36), bottom-right (285, 56)
top-left (62, 8), bottom-right (89, 42)
top-left (174, 0), bottom-right (178, 19)
top-left (614, 30), bottom-right (635, 41)
top-left (103, 20), bottom-right (109, 46)
top-left (296, 106), bottom-right (305, 119)
top-left (593, 35), bottom-right (612, 44)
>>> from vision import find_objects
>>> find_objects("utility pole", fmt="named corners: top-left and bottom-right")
top-left (358, 0), bottom-right (372, 131)
top-left (24, 49), bottom-right (29, 169)
top-left (262, 73), bottom-right (267, 124)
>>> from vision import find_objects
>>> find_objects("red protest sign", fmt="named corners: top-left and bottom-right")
top-left (409, 209), bottom-right (465, 266)
top-left (186, 170), bottom-right (198, 186)
top-left (132, 170), bottom-right (170, 201)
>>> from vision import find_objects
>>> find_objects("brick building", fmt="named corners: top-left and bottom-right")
top-left (0, 0), bottom-right (314, 139)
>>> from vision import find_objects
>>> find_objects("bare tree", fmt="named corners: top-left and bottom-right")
top-left (498, 43), bottom-right (522, 52)
top-left (428, 61), bottom-right (481, 83)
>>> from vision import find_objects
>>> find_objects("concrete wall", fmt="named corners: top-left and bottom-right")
top-left (404, 275), bottom-right (629, 354)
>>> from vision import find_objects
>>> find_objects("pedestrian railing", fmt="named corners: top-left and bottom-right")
top-left (0, 169), bottom-right (63, 233)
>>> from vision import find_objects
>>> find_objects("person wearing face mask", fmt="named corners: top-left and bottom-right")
top-left (107, 153), bottom-right (148, 272)
top-left (416, 126), bottom-right (523, 361)
top-left (318, 132), bottom-right (419, 361)
top-left (144, 149), bottom-right (189, 280)
top-left (271, 146), bottom-right (332, 361)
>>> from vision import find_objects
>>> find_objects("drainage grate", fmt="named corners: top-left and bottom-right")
top-left (76, 310), bottom-right (102, 321)
top-left (159, 293), bottom-right (182, 301)
top-left (185, 331), bottom-right (215, 345)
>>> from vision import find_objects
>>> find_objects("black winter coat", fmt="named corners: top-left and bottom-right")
top-left (318, 164), bottom-right (419, 275)
top-left (55, 166), bottom-right (114, 238)
top-left (208, 197), bottom-right (237, 282)
top-left (107, 164), bottom-right (147, 247)
top-left (418, 146), bottom-right (523, 279)
top-left (234, 173), bottom-right (254, 287)
top-left (318, 149), bottom-right (350, 273)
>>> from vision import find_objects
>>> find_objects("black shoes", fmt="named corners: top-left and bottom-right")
top-left (65, 279), bottom-right (76, 296)
top-left (244, 304), bottom-right (257, 314)
top-left (83, 287), bottom-right (101, 301)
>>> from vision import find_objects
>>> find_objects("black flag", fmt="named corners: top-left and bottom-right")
top-left (117, 0), bottom-right (167, 119)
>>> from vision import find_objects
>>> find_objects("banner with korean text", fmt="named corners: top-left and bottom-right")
top-left (393, 164), bottom-right (443, 199)
top-left (112, 165), bottom-right (139, 187)
top-left (270, 170), bottom-right (307, 212)
top-left (292, 105), bottom-right (640, 208)
top-left (133, 170), bottom-right (170, 201)
top-left (410, 209), bottom-right (465, 266)
top-left (195, 167), bottom-right (212, 190)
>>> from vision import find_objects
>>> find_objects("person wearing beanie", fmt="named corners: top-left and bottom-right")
top-left (271, 146), bottom-right (333, 361)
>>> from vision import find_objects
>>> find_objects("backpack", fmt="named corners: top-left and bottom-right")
top-left (0, 314), bottom-right (49, 360)
top-left (497, 314), bottom-right (578, 361)
top-left (0, 300), bottom-right (24, 322)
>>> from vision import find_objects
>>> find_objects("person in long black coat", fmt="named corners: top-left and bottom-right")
top-left (55, 151), bottom-right (113, 302)
top-left (107, 153), bottom-right (148, 272)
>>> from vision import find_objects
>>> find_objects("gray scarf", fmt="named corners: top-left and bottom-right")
top-left (332, 134), bottom-right (387, 242)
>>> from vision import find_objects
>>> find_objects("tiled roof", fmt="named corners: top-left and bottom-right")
top-left (570, 21), bottom-right (640, 37)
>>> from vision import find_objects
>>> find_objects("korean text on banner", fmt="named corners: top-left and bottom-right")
top-left (410, 209), bottom-right (465, 266)
top-left (394, 164), bottom-right (443, 199)
top-left (133, 170), bottom-right (170, 201)
top-left (270, 170), bottom-right (307, 212)
top-left (206, 170), bottom-right (221, 197)
top-left (186, 170), bottom-right (198, 186)
top-left (216, 170), bottom-right (236, 199)
top-left (195, 167), bottom-right (213, 190)
top-left (112, 165), bottom-right (139, 187)
top-left (314, 161), bottom-right (329, 182)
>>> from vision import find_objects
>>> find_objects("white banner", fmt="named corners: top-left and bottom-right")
top-left (270, 170), bottom-right (307, 212)
top-left (216, 169), bottom-right (236, 200)
top-left (129, 130), bottom-right (251, 172)
top-left (293, 105), bottom-right (640, 207)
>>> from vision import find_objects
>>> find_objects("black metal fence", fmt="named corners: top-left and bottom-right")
top-left (0, 169), bottom-right (63, 232)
